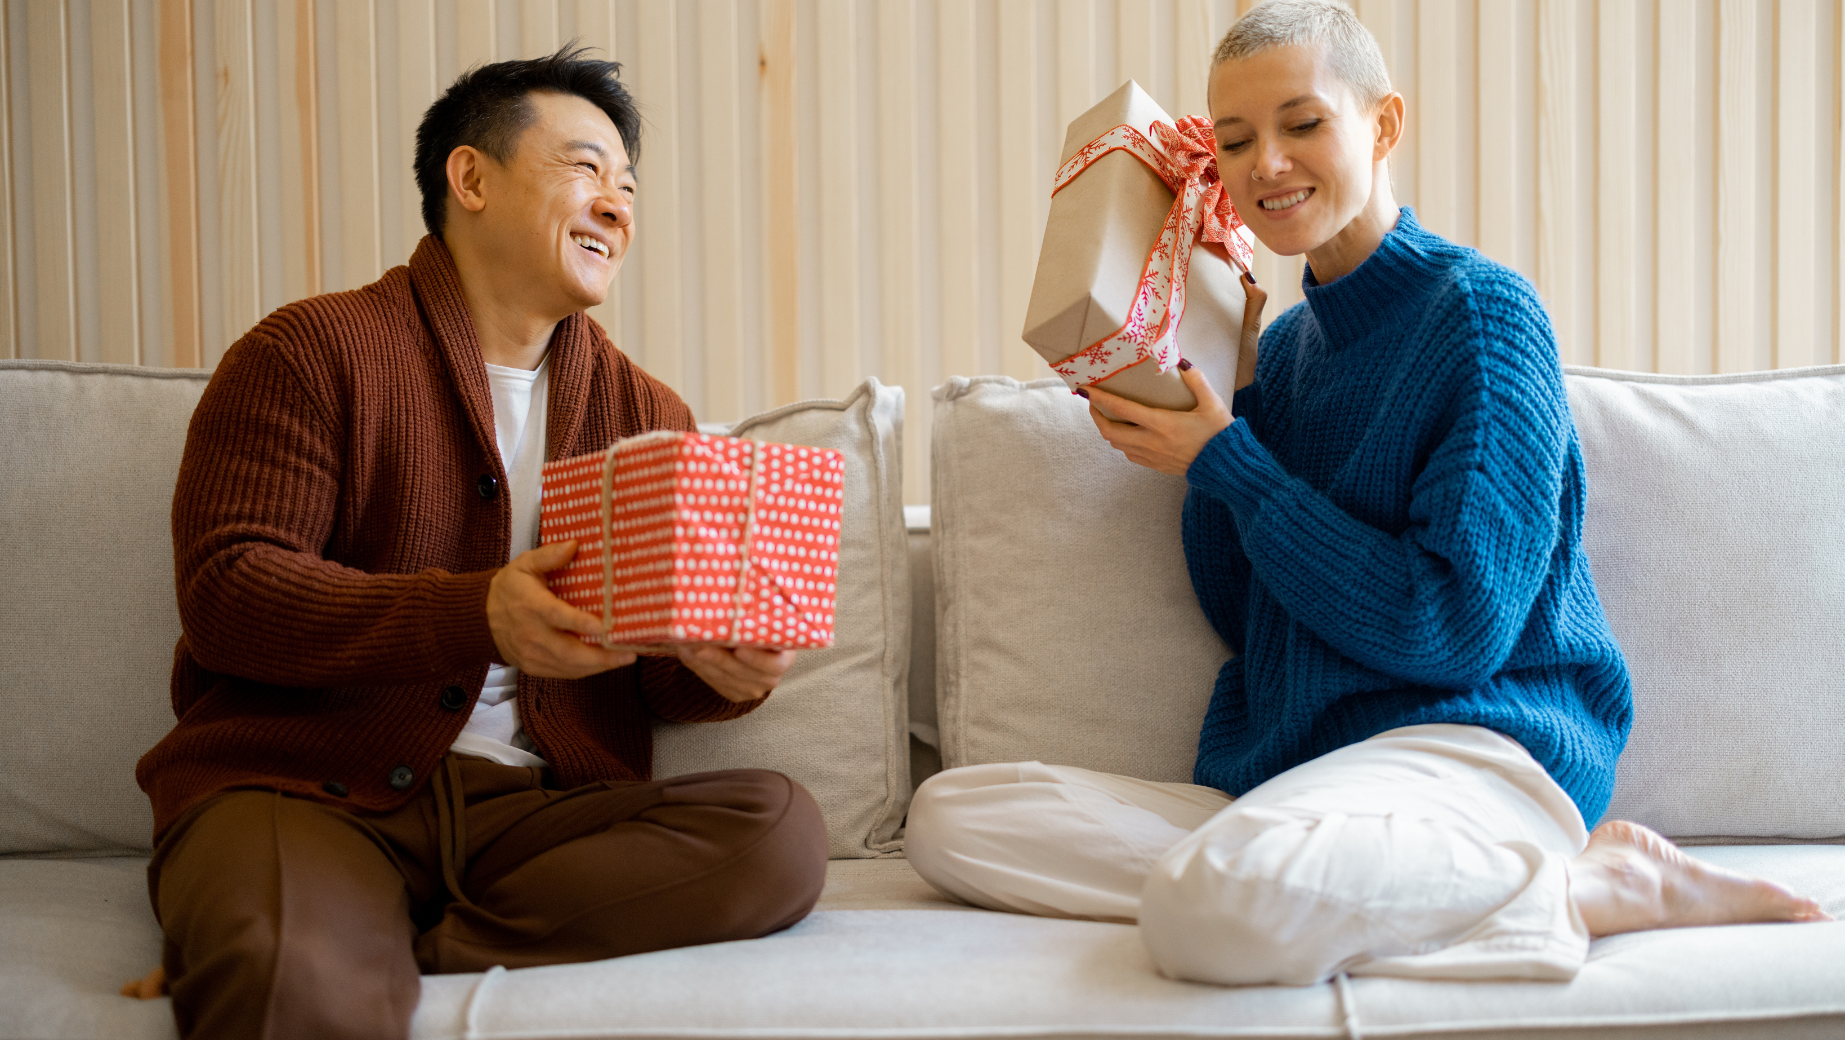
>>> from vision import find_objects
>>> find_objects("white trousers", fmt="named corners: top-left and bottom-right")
top-left (905, 724), bottom-right (1592, 986)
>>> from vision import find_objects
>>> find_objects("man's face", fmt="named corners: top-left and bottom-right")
top-left (1208, 44), bottom-right (1380, 259)
top-left (469, 90), bottom-right (636, 314)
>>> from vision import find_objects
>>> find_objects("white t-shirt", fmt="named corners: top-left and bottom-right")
top-left (448, 356), bottom-right (551, 769)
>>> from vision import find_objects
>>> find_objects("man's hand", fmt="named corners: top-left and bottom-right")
top-left (674, 645), bottom-right (796, 703)
top-left (487, 540), bottom-right (638, 679)
top-left (1087, 364), bottom-right (1235, 477)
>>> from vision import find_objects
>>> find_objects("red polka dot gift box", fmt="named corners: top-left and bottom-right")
top-left (540, 430), bottom-right (844, 650)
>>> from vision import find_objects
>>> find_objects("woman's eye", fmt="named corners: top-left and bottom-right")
top-left (1220, 140), bottom-right (1252, 153)
top-left (1290, 120), bottom-right (1322, 134)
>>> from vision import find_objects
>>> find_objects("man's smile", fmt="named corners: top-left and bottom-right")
top-left (570, 232), bottom-right (611, 259)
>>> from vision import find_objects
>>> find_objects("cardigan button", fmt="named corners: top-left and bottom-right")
top-left (440, 685), bottom-right (467, 711)
top-left (322, 781), bottom-right (349, 798)
top-left (388, 765), bottom-right (416, 791)
top-left (477, 474), bottom-right (499, 499)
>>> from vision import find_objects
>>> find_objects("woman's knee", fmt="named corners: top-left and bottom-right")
top-left (1138, 812), bottom-right (1367, 986)
top-left (899, 765), bottom-right (1004, 890)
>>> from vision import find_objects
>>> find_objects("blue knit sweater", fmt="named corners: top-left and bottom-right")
top-left (1183, 208), bottom-right (1632, 823)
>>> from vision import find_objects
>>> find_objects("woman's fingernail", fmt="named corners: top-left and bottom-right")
top-left (1244, 271), bottom-right (1258, 286)
top-left (1074, 387), bottom-right (1091, 399)
top-left (1178, 358), bottom-right (1194, 371)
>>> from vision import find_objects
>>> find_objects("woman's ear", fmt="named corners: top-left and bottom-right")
top-left (1372, 92), bottom-right (1406, 162)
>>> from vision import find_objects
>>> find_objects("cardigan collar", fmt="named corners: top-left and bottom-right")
top-left (406, 235), bottom-right (599, 464)
top-left (1301, 207), bottom-right (1448, 350)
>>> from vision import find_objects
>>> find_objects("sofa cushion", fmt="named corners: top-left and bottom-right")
top-left (0, 361), bottom-right (210, 855)
top-left (0, 362), bottom-right (909, 859)
top-left (659, 380), bottom-right (912, 857)
top-left (930, 360), bottom-right (1845, 840)
top-left (930, 375), bottom-right (1232, 782)
top-left (1568, 364), bottom-right (1845, 839)
top-left (7, 851), bottom-right (1837, 1040)
top-left (6, 850), bottom-right (1840, 1040)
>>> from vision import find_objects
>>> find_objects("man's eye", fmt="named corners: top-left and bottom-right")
top-left (579, 162), bottom-right (598, 173)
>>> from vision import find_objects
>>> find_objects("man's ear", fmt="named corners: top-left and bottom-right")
top-left (446, 146), bottom-right (490, 217)
top-left (1373, 92), bottom-right (1406, 162)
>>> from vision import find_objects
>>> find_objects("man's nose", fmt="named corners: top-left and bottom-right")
top-left (598, 192), bottom-right (632, 228)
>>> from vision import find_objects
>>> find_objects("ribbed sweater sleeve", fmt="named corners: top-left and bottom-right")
top-left (1179, 382), bottom-right (1265, 652)
top-left (1184, 275), bottom-right (1569, 690)
top-left (173, 332), bottom-right (499, 687)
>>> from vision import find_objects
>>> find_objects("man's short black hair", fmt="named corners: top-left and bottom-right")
top-left (414, 43), bottom-right (641, 238)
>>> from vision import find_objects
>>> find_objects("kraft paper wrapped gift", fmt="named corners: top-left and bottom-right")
top-left (540, 431), bottom-right (844, 650)
top-left (1023, 80), bottom-right (1256, 412)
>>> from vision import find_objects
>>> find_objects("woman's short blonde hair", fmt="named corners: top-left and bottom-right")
top-left (1212, 0), bottom-right (1393, 109)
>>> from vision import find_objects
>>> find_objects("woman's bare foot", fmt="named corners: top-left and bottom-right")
top-left (1569, 820), bottom-right (1831, 937)
top-left (119, 965), bottom-right (167, 1000)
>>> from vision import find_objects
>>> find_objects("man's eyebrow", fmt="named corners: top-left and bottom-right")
top-left (563, 139), bottom-right (609, 157)
top-left (1213, 94), bottom-right (1323, 129)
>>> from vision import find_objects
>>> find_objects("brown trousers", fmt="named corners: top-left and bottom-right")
top-left (147, 755), bottom-right (828, 1040)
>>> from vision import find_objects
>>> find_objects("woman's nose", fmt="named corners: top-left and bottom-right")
top-left (1252, 140), bottom-right (1289, 182)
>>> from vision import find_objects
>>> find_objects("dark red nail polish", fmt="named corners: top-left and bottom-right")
top-left (1245, 271), bottom-right (1259, 286)
top-left (1178, 358), bottom-right (1194, 371)
top-left (1075, 387), bottom-right (1090, 399)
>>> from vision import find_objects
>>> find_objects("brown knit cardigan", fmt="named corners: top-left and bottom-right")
top-left (136, 236), bottom-right (759, 838)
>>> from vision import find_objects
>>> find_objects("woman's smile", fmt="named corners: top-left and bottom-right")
top-left (1258, 187), bottom-right (1315, 214)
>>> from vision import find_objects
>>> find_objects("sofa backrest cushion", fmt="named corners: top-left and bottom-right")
top-left (1570, 364), bottom-right (1845, 840)
top-left (661, 380), bottom-right (912, 858)
top-left (0, 362), bottom-right (910, 859)
top-left (0, 361), bottom-right (209, 854)
top-left (930, 362), bottom-right (1845, 842)
top-left (930, 375), bottom-right (1232, 782)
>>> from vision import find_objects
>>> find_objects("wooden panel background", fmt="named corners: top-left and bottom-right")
top-left (3, 0), bottom-right (1842, 502)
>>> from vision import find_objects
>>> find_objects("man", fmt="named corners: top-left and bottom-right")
top-left (906, 0), bottom-right (1824, 988)
top-left (125, 48), bottom-right (828, 1039)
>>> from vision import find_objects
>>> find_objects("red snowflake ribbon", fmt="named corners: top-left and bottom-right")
top-left (1048, 117), bottom-right (1254, 392)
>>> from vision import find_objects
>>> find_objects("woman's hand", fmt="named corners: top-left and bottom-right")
top-left (1235, 270), bottom-right (1266, 392)
top-left (1085, 267), bottom-right (1266, 476)
top-left (1085, 364), bottom-right (1234, 477)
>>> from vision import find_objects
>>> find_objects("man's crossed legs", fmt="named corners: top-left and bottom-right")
top-left (906, 724), bottom-right (1824, 986)
top-left (143, 755), bottom-right (827, 1039)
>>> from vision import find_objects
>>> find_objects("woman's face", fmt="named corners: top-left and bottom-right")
top-left (1207, 44), bottom-right (1386, 259)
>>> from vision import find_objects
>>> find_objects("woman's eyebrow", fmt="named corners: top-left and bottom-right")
top-left (1214, 94), bottom-right (1323, 129)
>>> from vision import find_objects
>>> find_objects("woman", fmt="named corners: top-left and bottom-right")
top-left (904, 0), bottom-right (1824, 987)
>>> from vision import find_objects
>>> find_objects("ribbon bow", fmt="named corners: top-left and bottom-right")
top-left (1047, 115), bottom-right (1254, 392)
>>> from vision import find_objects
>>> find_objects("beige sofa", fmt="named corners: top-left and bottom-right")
top-left (2, 356), bottom-right (1843, 1040)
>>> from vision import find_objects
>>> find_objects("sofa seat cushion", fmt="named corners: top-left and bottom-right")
top-left (5, 850), bottom-right (1843, 1040)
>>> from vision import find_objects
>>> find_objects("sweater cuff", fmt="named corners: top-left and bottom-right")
top-left (1186, 419), bottom-right (1292, 519)
top-left (1231, 382), bottom-right (1260, 419)
top-left (426, 569), bottom-right (501, 670)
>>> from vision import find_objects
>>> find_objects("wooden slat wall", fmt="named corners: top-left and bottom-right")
top-left (7, 0), bottom-right (1844, 498)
